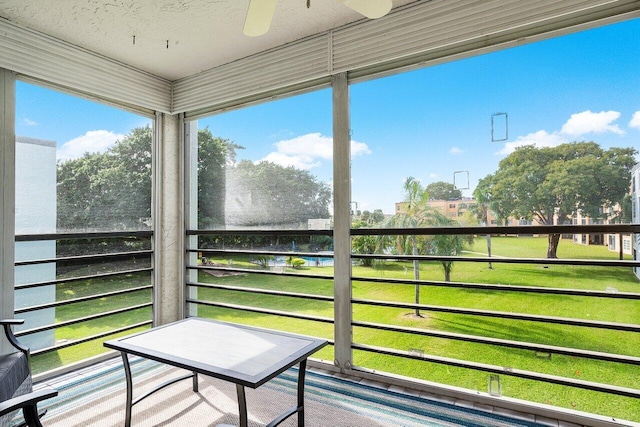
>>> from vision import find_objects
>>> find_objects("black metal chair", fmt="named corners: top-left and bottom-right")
top-left (0, 319), bottom-right (57, 427)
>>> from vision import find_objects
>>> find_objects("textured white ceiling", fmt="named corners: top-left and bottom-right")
top-left (0, 0), bottom-right (418, 81)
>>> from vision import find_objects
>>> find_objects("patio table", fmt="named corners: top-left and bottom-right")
top-left (104, 317), bottom-right (328, 427)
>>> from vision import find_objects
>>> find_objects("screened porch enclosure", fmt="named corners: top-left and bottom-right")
top-left (1, 1), bottom-right (640, 426)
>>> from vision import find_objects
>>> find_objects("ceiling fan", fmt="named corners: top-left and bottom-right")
top-left (244, 0), bottom-right (393, 37)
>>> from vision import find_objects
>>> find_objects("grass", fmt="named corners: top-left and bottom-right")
top-left (31, 236), bottom-right (640, 422)
top-left (31, 269), bottom-right (152, 374)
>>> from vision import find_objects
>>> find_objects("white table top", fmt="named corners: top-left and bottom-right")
top-left (104, 318), bottom-right (327, 387)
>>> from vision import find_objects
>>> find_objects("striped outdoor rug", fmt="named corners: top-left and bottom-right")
top-left (28, 358), bottom-right (546, 426)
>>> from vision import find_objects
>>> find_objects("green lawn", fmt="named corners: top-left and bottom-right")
top-left (33, 236), bottom-right (640, 422)
top-left (32, 270), bottom-right (153, 374)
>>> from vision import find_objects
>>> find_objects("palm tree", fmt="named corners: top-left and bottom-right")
top-left (384, 177), bottom-right (474, 316)
top-left (472, 182), bottom-right (493, 269)
top-left (383, 177), bottom-right (430, 316)
top-left (424, 210), bottom-right (474, 281)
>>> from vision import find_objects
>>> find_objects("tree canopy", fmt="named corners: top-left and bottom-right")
top-left (223, 160), bottom-right (331, 227)
top-left (58, 126), bottom-right (332, 232)
top-left (57, 126), bottom-right (152, 231)
top-left (197, 128), bottom-right (243, 228)
top-left (475, 141), bottom-right (637, 258)
top-left (425, 181), bottom-right (462, 200)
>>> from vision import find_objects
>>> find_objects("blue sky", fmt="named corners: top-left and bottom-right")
top-left (16, 18), bottom-right (640, 215)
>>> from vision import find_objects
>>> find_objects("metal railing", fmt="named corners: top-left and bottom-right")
top-left (186, 229), bottom-right (335, 334)
top-left (13, 231), bottom-right (154, 363)
top-left (185, 224), bottom-right (640, 408)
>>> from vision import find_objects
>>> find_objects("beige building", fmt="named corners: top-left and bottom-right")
top-left (396, 199), bottom-right (632, 255)
top-left (395, 198), bottom-right (477, 220)
top-left (394, 198), bottom-right (529, 226)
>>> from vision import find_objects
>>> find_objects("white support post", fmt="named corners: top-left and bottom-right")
top-left (152, 112), bottom-right (162, 326)
top-left (332, 72), bottom-right (352, 371)
top-left (184, 120), bottom-right (199, 318)
top-left (0, 69), bottom-right (16, 353)
top-left (154, 112), bottom-right (185, 325)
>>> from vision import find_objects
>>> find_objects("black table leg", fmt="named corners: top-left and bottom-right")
top-left (264, 360), bottom-right (309, 427)
top-left (236, 384), bottom-right (248, 427)
top-left (297, 359), bottom-right (307, 427)
top-left (193, 371), bottom-right (199, 392)
top-left (121, 352), bottom-right (133, 427)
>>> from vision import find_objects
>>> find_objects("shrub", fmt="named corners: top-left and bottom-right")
top-left (287, 257), bottom-right (306, 269)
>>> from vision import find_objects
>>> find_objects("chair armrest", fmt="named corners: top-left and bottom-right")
top-left (0, 320), bottom-right (25, 326)
top-left (0, 387), bottom-right (58, 417)
top-left (0, 319), bottom-right (29, 356)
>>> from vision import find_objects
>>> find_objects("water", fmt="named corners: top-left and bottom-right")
top-left (271, 254), bottom-right (334, 267)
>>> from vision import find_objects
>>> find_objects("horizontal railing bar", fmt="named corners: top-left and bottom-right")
top-left (188, 229), bottom-right (333, 236)
top-left (192, 249), bottom-right (639, 268)
top-left (353, 253), bottom-right (640, 267)
top-left (351, 343), bottom-right (640, 398)
top-left (350, 224), bottom-right (640, 236)
top-left (188, 224), bottom-right (639, 237)
top-left (15, 230), bottom-right (153, 242)
top-left (16, 304), bottom-right (153, 336)
top-left (187, 282), bottom-right (335, 302)
top-left (187, 299), bottom-right (334, 324)
top-left (188, 250), bottom-right (639, 299)
top-left (352, 276), bottom-right (640, 300)
top-left (14, 268), bottom-right (153, 291)
top-left (14, 250), bottom-right (153, 266)
top-left (188, 248), bottom-right (334, 258)
top-left (187, 247), bottom-right (637, 268)
top-left (31, 321), bottom-right (153, 357)
top-left (352, 320), bottom-right (640, 365)
top-left (14, 287), bottom-right (152, 314)
top-left (183, 314), bottom-right (337, 348)
top-left (187, 264), bottom-right (334, 280)
top-left (352, 298), bottom-right (640, 332)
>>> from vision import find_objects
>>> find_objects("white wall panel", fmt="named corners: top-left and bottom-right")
top-left (175, 0), bottom-right (639, 116)
top-left (332, 0), bottom-right (640, 77)
top-left (2, 0), bottom-right (634, 115)
top-left (0, 18), bottom-right (171, 113)
top-left (173, 35), bottom-right (330, 114)
top-left (0, 70), bottom-right (16, 345)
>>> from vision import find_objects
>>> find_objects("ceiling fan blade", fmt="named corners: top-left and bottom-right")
top-left (339, 0), bottom-right (392, 19)
top-left (244, 0), bottom-right (278, 37)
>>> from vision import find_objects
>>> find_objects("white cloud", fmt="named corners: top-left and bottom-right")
top-left (57, 130), bottom-right (125, 161)
top-left (23, 118), bottom-right (38, 126)
top-left (274, 133), bottom-right (333, 159)
top-left (351, 140), bottom-right (372, 156)
top-left (498, 109), bottom-right (630, 156)
top-left (630, 111), bottom-right (640, 130)
top-left (429, 173), bottom-right (438, 179)
top-left (450, 146), bottom-right (464, 155)
top-left (497, 130), bottom-right (567, 155)
top-left (258, 132), bottom-right (371, 169)
top-left (560, 110), bottom-right (624, 136)
top-left (260, 151), bottom-right (321, 170)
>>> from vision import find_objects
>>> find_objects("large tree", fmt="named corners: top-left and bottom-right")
top-left (223, 160), bottom-right (331, 227)
top-left (198, 128), bottom-right (243, 228)
top-left (58, 126), bottom-right (244, 231)
top-left (478, 141), bottom-right (637, 258)
top-left (57, 126), bottom-right (153, 231)
top-left (57, 124), bottom-right (332, 258)
top-left (473, 174), bottom-right (514, 227)
top-left (425, 181), bottom-right (462, 200)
